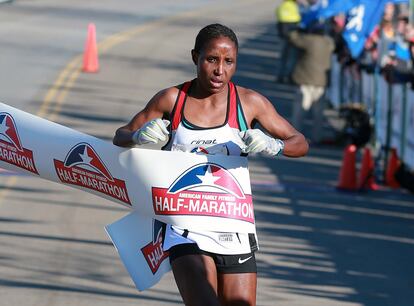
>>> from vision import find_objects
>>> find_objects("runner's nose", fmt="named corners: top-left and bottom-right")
top-left (214, 62), bottom-right (223, 75)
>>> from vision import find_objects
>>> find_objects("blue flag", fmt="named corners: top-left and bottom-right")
top-left (301, 0), bottom-right (359, 28)
top-left (342, 0), bottom-right (388, 58)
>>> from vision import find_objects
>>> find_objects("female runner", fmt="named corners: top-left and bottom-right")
top-left (113, 23), bottom-right (308, 306)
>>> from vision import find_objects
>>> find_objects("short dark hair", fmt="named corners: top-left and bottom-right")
top-left (194, 24), bottom-right (238, 53)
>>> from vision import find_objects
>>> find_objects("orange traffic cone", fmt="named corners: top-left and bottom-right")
top-left (337, 144), bottom-right (357, 190)
top-left (385, 148), bottom-right (400, 188)
top-left (83, 23), bottom-right (99, 73)
top-left (358, 147), bottom-right (379, 190)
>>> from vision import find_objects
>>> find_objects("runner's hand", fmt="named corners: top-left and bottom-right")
top-left (239, 129), bottom-right (284, 156)
top-left (132, 119), bottom-right (170, 145)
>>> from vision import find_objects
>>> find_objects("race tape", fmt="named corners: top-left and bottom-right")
top-left (0, 102), bottom-right (256, 233)
top-left (105, 211), bottom-right (172, 291)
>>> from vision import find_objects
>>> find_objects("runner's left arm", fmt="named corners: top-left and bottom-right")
top-left (239, 88), bottom-right (308, 157)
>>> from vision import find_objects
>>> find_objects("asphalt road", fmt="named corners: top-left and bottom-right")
top-left (1, 1), bottom-right (414, 306)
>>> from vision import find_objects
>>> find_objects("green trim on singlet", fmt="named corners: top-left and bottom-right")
top-left (181, 118), bottom-right (197, 129)
top-left (237, 103), bottom-right (248, 131)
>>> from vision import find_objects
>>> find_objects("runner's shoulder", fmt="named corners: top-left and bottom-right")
top-left (235, 85), bottom-right (269, 109)
top-left (149, 85), bottom-right (181, 113)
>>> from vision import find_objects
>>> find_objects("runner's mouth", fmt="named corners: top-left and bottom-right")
top-left (210, 79), bottom-right (223, 88)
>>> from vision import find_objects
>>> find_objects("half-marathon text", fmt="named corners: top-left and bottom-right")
top-left (152, 188), bottom-right (254, 223)
top-left (0, 140), bottom-right (38, 174)
top-left (54, 160), bottom-right (131, 205)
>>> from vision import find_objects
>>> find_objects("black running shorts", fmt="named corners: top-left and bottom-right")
top-left (168, 243), bottom-right (257, 274)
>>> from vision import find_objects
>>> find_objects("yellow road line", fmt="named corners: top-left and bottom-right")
top-left (47, 56), bottom-right (82, 122)
top-left (37, 56), bottom-right (82, 118)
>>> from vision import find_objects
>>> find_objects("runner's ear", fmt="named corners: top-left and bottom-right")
top-left (191, 49), bottom-right (198, 65)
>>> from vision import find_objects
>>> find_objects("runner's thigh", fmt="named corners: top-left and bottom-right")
top-left (218, 272), bottom-right (257, 306)
top-left (171, 253), bottom-right (220, 306)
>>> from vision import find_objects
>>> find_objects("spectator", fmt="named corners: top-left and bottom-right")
top-left (378, 3), bottom-right (396, 68)
top-left (383, 1), bottom-right (395, 23)
top-left (394, 13), bottom-right (411, 63)
top-left (289, 24), bottom-right (335, 143)
top-left (382, 14), bottom-right (414, 85)
top-left (275, 0), bottom-right (301, 83)
top-left (329, 12), bottom-right (363, 104)
top-left (360, 26), bottom-right (381, 73)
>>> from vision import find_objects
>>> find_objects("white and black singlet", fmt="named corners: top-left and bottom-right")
top-left (162, 80), bottom-right (258, 255)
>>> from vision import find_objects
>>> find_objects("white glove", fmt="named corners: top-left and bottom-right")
top-left (239, 129), bottom-right (284, 156)
top-left (132, 119), bottom-right (170, 145)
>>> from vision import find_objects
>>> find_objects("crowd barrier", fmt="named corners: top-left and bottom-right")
top-left (329, 55), bottom-right (414, 173)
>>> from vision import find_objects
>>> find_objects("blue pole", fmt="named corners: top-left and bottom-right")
top-left (400, 83), bottom-right (408, 160)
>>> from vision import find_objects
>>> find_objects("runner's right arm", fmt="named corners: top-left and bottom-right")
top-left (113, 87), bottom-right (178, 147)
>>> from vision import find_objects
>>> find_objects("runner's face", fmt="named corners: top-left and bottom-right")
top-left (194, 36), bottom-right (237, 93)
